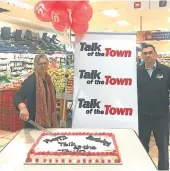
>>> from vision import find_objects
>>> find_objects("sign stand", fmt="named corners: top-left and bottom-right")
top-left (60, 50), bottom-right (74, 128)
top-left (59, 52), bottom-right (68, 128)
top-left (72, 32), bottom-right (138, 132)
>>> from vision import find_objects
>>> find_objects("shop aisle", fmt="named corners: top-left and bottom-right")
top-left (0, 129), bottom-right (169, 167)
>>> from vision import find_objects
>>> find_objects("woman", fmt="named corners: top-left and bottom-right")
top-left (14, 55), bottom-right (58, 128)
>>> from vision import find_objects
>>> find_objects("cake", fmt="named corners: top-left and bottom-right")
top-left (25, 132), bottom-right (121, 165)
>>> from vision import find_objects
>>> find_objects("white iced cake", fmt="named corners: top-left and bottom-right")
top-left (25, 132), bottom-right (121, 165)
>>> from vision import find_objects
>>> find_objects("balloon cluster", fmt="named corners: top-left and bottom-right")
top-left (34, 0), bottom-right (93, 35)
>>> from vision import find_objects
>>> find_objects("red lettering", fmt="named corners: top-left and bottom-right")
top-left (105, 48), bottom-right (112, 56)
top-left (110, 50), bottom-right (117, 57)
top-left (117, 108), bottom-right (133, 116)
top-left (105, 105), bottom-right (111, 115)
top-left (110, 78), bottom-right (117, 85)
top-left (105, 76), bottom-right (132, 86)
top-left (116, 50), bottom-right (131, 57)
top-left (104, 105), bottom-right (133, 116)
top-left (110, 107), bottom-right (116, 115)
top-left (116, 78), bottom-right (132, 85)
top-left (105, 48), bottom-right (132, 57)
top-left (105, 76), bottom-right (111, 85)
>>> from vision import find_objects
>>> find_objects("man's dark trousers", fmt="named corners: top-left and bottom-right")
top-left (139, 114), bottom-right (169, 170)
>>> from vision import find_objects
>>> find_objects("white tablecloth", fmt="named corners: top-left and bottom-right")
top-left (0, 129), bottom-right (157, 171)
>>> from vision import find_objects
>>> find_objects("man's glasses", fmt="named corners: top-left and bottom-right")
top-left (143, 51), bottom-right (153, 55)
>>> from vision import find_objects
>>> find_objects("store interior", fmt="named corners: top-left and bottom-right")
top-left (0, 0), bottom-right (170, 168)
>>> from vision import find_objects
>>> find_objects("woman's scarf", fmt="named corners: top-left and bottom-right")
top-left (35, 72), bottom-right (58, 128)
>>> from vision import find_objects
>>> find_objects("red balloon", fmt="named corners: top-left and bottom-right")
top-left (34, 1), bottom-right (53, 22)
top-left (45, 0), bottom-right (65, 10)
top-left (72, 2), bottom-right (93, 24)
top-left (74, 34), bottom-right (85, 46)
top-left (71, 22), bottom-right (88, 34)
top-left (52, 21), bottom-right (71, 32)
top-left (61, 1), bottom-right (82, 11)
top-left (51, 8), bottom-right (70, 24)
top-left (34, 1), bottom-right (65, 22)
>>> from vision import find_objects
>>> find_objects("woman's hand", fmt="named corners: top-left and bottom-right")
top-left (19, 107), bottom-right (29, 121)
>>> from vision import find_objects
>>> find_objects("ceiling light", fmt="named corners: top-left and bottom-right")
top-left (0, 0), bottom-right (33, 9)
top-left (102, 10), bottom-right (120, 17)
top-left (116, 20), bottom-right (129, 26)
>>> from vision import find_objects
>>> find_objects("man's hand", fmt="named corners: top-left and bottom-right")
top-left (19, 108), bottom-right (29, 121)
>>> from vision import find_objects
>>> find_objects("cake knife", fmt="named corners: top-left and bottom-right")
top-left (27, 119), bottom-right (53, 134)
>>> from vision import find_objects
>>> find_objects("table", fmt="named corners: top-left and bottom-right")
top-left (0, 129), bottom-right (157, 171)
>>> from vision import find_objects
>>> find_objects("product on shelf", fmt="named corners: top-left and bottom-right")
top-left (0, 70), bottom-right (33, 90)
top-left (48, 68), bottom-right (65, 92)
top-left (67, 68), bottom-right (74, 94)
top-left (25, 132), bottom-right (121, 165)
top-left (0, 80), bottom-right (22, 89)
top-left (48, 68), bottom-right (74, 93)
top-left (157, 52), bottom-right (170, 67)
top-left (0, 53), bottom-right (74, 93)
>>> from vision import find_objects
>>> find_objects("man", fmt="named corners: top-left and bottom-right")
top-left (137, 44), bottom-right (169, 170)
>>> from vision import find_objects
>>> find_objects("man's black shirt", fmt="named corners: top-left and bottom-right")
top-left (137, 61), bottom-right (170, 116)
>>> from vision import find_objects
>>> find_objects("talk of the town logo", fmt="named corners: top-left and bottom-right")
top-left (79, 69), bottom-right (132, 86)
top-left (78, 98), bottom-right (133, 116)
top-left (80, 42), bottom-right (132, 57)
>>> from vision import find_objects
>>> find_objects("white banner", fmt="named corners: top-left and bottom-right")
top-left (72, 32), bottom-right (138, 133)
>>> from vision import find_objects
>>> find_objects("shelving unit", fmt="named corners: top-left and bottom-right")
top-left (0, 53), bottom-right (34, 77)
top-left (157, 53), bottom-right (170, 67)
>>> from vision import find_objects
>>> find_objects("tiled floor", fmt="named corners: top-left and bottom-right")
top-left (0, 129), bottom-right (169, 168)
top-left (0, 130), bottom-right (19, 152)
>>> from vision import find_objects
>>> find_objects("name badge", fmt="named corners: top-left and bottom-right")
top-left (156, 74), bottom-right (163, 79)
